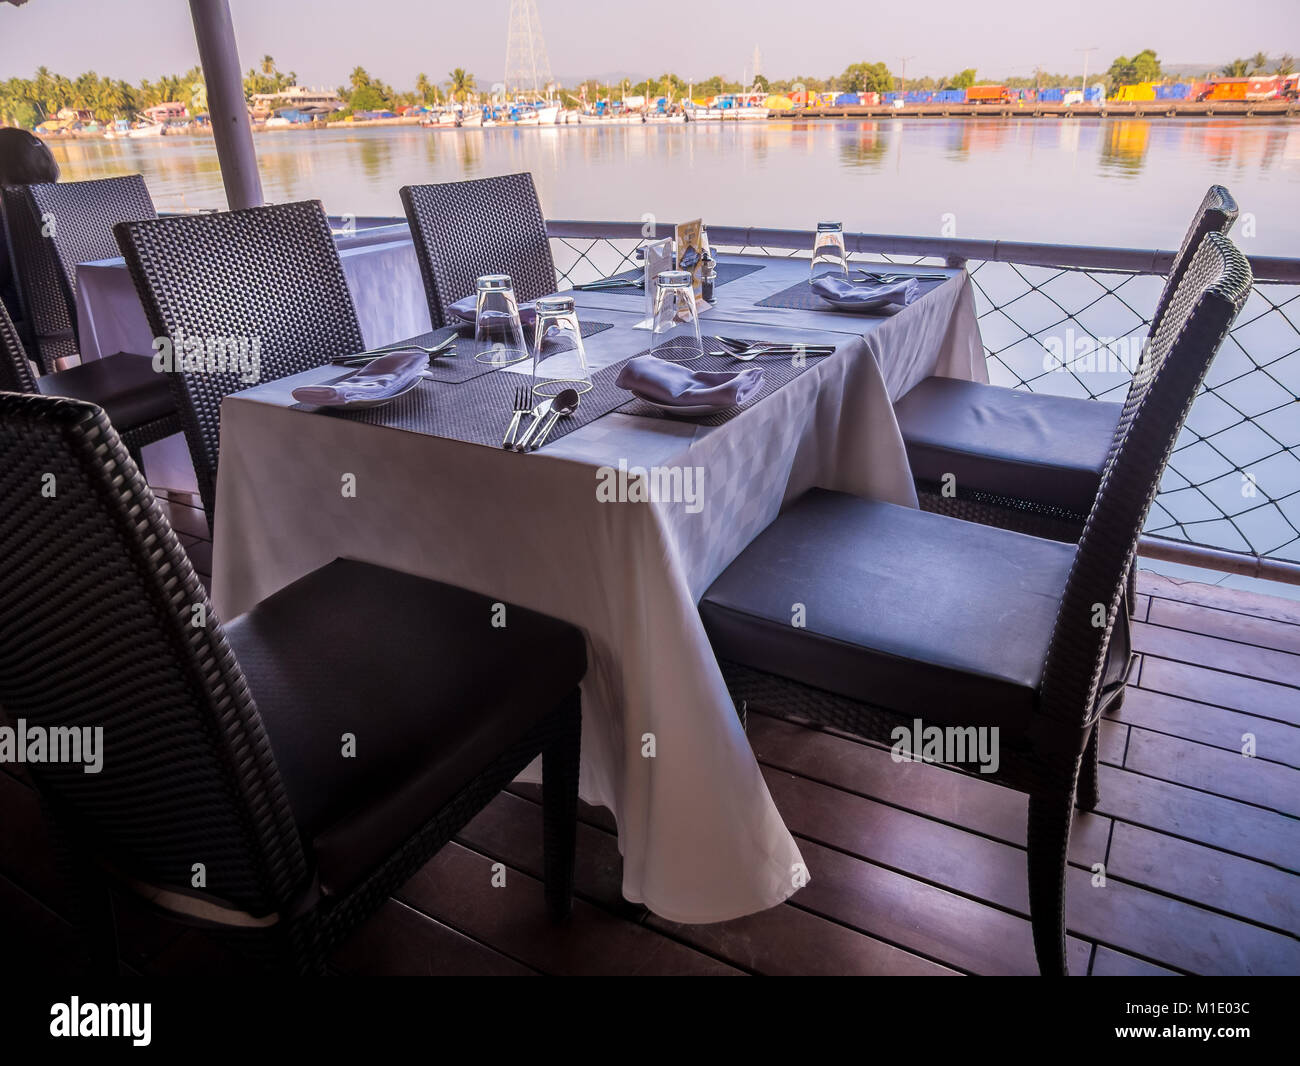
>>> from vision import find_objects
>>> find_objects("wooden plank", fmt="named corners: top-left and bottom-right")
top-left (1094, 764), bottom-right (1300, 871)
top-left (764, 767), bottom-right (1300, 974)
top-left (1099, 719), bottom-right (1128, 764)
top-left (787, 838), bottom-right (1092, 976)
top-left (648, 900), bottom-right (959, 977)
top-left (331, 899), bottom-right (537, 976)
top-left (1139, 572), bottom-right (1300, 626)
top-left (1132, 621), bottom-right (1300, 689)
top-left (1107, 822), bottom-right (1300, 936)
top-left (749, 713), bottom-right (1112, 863)
top-left (396, 842), bottom-right (742, 976)
top-left (1148, 597), bottom-right (1300, 655)
top-left (1091, 945), bottom-right (1180, 976)
top-left (1139, 657), bottom-right (1300, 727)
top-left (1109, 688), bottom-right (1300, 768)
top-left (1124, 727), bottom-right (1300, 817)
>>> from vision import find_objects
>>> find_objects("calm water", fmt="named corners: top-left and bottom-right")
top-left (48, 117), bottom-right (1300, 255)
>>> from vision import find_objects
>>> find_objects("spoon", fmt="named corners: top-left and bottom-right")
top-left (522, 387), bottom-right (581, 451)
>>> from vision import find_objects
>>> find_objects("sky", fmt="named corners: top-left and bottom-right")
top-left (1, 0), bottom-right (1298, 88)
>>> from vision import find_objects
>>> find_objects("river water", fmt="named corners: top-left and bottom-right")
top-left (48, 116), bottom-right (1300, 255)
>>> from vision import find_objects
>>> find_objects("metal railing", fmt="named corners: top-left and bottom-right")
top-left (548, 220), bottom-right (1300, 581)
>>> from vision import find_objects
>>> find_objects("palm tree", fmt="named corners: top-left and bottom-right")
top-left (1220, 58), bottom-right (1249, 77)
top-left (447, 68), bottom-right (476, 103)
top-left (261, 54), bottom-right (276, 77)
top-left (415, 72), bottom-right (432, 105)
top-left (1249, 52), bottom-right (1269, 74)
top-left (1274, 54), bottom-right (1296, 77)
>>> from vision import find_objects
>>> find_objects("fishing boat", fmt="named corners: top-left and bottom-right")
top-left (126, 121), bottom-right (165, 138)
top-left (714, 91), bottom-right (770, 119)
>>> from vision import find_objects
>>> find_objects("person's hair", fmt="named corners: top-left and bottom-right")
top-left (0, 128), bottom-right (60, 185)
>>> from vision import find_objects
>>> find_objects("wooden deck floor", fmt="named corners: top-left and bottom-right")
top-left (2, 490), bottom-right (1297, 976)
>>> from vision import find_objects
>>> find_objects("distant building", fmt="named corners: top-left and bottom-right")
top-left (250, 86), bottom-right (344, 118)
top-left (144, 102), bottom-right (189, 123)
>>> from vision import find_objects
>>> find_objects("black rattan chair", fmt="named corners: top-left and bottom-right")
top-left (699, 231), bottom-right (1251, 975)
top-left (0, 390), bottom-right (583, 974)
top-left (400, 173), bottom-right (557, 328)
top-left (1, 184), bottom-right (79, 372)
top-left (23, 176), bottom-right (157, 351)
top-left (0, 284), bottom-right (178, 465)
top-left (895, 185), bottom-right (1239, 541)
top-left (115, 200), bottom-right (366, 525)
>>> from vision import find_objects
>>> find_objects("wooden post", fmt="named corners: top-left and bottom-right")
top-left (188, 0), bottom-right (264, 210)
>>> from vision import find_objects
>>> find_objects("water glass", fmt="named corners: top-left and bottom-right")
top-left (473, 275), bottom-right (527, 365)
top-left (810, 221), bottom-right (849, 279)
top-left (532, 296), bottom-right (592, 396)
top-left (649, 270), bottom-right (703, 362)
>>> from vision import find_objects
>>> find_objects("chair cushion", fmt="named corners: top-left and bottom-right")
top-left (700, 490), bottom-right (1083, 738)
top-left (224, 559), bottom-right (586, 897)
top-left (35, 351), bottom-right (175, 431)
top-left (895, 376), bottom-right (1123, 515)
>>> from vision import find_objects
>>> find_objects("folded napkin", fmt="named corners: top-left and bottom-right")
top-left (291, 350), bottom-right (427, 407)
top-left (447, 295), bottom-right (538, 328)
top-left (615, 355), bottom-right (764, 409)
top-left (810, 274), bottom-right (918, 311)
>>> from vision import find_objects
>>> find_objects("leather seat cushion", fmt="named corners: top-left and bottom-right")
top-left (224, 559), bottom-right (586, 897)
top-left (701, 490), bottom-right (1082, 738)
top-left (895, 376), bottom-right (1123, 515)
top-left (36, 351), bottom-right (175, 430)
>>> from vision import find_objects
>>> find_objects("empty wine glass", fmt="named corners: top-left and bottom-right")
top-left (532, 296), bottom-right (592, 396)
top-left (810, 221), bottom-right (849, 279)
top-left (473, 275), bottom-right (527, 365)
top-left (649, 271), bottom-right (703, 362)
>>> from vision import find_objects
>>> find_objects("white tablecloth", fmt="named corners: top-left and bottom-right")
top-left (72, 224), bottom-right (432, 493)
top-left (211, 256), bottom-right (985, 923)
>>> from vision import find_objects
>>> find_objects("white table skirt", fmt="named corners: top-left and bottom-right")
top-left (212, 257), bottom-right (985, 923)
top-left (72, 224), bottom-right (432, 493)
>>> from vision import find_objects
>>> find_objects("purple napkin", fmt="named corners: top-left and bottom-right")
top-left (291, 350), bottom-right (427, 407)
top-left (615, 355), bottom-right (764, 409)
top-left (811, 275), bottom-right (918, 311)
top-left (447, 295), bottom-right (537, 329)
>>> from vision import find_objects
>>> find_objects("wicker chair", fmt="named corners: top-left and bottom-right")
top-left (0, 390), bottom-right (584, 975)
top-left (22, 176), bottom-right (157, 351)
top-left (114, 200), bottom-right (366, 525)
top-left (700, 231), bottom-right (1251, 975)
top-left (0, 283), bottom-right (178, 465)
top-left (1, 184), bottom-right (79, 372)
top-left (895, 185), bottom-right (1240, 541)
top-left (400, 173), bottom-right (557, 329)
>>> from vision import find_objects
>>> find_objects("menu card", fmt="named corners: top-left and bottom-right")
top-left (675, 219), bottom-right (705, 299)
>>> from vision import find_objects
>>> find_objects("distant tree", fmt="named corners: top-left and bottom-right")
top-left (840, 61), bottom-right (893, 94)
top-left (1274, 54), bottom-right (1296, 77)
top-left (415, 72), bottom-right (433, 105)
top-left (1107, 48), bottom-right (1161, 86)
top-left (1249, 52), bottom-right (1269, 74)
top-left (1221, 58), bottom-right (1250, 77)
top-left (949, 68), bottom-right (977, 89)
top-left (446, 68), bottom-right (476, 103)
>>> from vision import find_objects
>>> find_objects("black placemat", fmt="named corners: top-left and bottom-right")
top-left (756, 275), bottom-right (948, 315)
top-left (575, 261), bottom-right (764, 296)
top-left (291, 335), bottom-right (836, 448)
top-left (375, 320), bottom-right (614, 384)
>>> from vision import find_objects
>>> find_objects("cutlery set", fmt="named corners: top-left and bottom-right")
top-left (712, 336), bottom-right (837, 360)
top-left (503, 386), bottom-right (581, 451)
top-left (330, 335), bottom-right (458, 367)
top-left (848, 270), bottom-right (949, 284)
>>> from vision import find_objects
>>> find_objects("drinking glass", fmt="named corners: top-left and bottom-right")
top-left (810, 221), bottom-right (849, 279)
top-left (473, 275), bottom-right (527, 365)
top-left (649, 271), bottom-right (703, 362)
top-left (532, 296), bottom-right (592, 396)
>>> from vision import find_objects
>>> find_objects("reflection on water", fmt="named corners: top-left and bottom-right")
top-left (48, 117), bottom-right (1300, 253)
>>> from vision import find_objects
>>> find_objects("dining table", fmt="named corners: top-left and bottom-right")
top-left (206, 251), bottom-right (985, 924)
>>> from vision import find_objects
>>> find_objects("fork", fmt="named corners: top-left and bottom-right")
top-left (502, 384), bottom-right (533, 448)
top-left (714, 336), bottom-right (837, 360)
top-left (849, 270), bottom-right (948, 283)
top-left (330, 336), bottom-right (457, 366)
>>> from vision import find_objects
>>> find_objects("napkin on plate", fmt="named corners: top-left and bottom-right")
top-left (291, 350), bottom-right (428, 407)
top-left (447, 295), bottom-right (538, 328)
top-left (810, 274), bottom-right (918, 312)
top-left (615, 355), bottom-right (764, 409)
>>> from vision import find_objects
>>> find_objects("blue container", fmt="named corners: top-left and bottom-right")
top-left (1039, 88), bottom-right (1064, 102)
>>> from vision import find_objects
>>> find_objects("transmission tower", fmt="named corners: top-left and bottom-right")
top-left (504, 0), bottom-right (553, 98)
